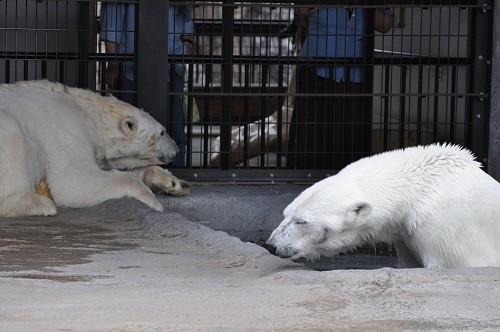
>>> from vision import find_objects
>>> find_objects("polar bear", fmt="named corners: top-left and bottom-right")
top-left (0, 80), bottom-right (190, 217)
top-left (265, 144), bottom-right (500, 268)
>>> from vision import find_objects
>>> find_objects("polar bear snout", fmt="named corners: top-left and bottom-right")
top-left (158, 147), bottom-right (180, 164)
top-left (263, 240), bottom-right (298, 259)
top-left (262, 242), bottom-right (277, 255)
top-left (157, 134), bottom-right (180, 164)
top-left (264, 229), bottom-right (300, 259)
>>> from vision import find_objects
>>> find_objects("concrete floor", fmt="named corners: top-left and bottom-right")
top-left (1, 184), bottom-right (499, 331)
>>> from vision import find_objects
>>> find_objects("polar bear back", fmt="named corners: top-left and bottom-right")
top-left (342, 144), bottom-right (500, 268)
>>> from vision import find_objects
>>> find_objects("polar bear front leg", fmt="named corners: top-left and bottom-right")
top-left (49, 168), bottom-right (164, 212)
top-left (0, 113), bottom-right (57, 217)
top-left (0, 192), bottom-right (57, 217)
top-left (131, 166), bottom-right (190, 197)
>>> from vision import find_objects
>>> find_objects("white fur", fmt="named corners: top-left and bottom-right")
top-left (266, 144), bottom-right (500, 268)
top-left (0, 80), bottom-right (189, 217)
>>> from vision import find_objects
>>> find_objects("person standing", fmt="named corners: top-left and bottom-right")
top-left (100, 4), bottom-right (194, 166)
top-left (287, 7), bottom-right (393, 170)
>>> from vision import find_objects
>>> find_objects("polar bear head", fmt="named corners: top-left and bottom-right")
top-left (88, 94), bottom-right (180, 170)
top-left (264, 176), bottom-right (392, 261)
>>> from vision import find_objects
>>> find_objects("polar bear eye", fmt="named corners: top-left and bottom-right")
top-left (295, 220), bottom-right (307, 225)
top-left (160, 130), bottom-right (165, 137)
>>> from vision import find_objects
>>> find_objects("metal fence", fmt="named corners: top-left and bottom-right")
top-left (0, 0), bottom-right (494, 182)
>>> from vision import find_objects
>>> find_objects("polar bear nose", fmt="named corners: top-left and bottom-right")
top-left (263, 242), bottom-right (277, 255)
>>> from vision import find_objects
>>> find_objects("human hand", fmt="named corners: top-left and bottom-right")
top-left (181, 34), bottom-right (194, 56)
top-left (184, 42), bottom-right (193, 56)
top-left (105, 62), bottom-right (119, 90)
top-left (297, 7), bottom-right (318, 16)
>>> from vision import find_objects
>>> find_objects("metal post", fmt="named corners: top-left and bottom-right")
top-left (363, 8), bottom-right (375, 155)
top-left (137, 0), bottom-right (169, 125)
top-left (488, 0), bottom-right (500, 180)
top-left (220, 0), bottom-right (234, 170)
top-left (77, 2), bottom-right (89, 88)
top-left (471, 1), bottom-right (492, 166)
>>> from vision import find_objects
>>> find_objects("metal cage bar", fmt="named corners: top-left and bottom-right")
top-left (0, 0), bottom-right (494, 182)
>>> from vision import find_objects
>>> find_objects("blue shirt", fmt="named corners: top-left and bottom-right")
top-left (302, 8), bottom-right (390, 82)
top-left (100, 4), bottom-right (194, 81)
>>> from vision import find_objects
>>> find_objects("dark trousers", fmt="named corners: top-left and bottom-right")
top-left (286, 67), bottom-right (371, 170)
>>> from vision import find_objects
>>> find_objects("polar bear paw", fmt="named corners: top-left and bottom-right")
top-left (137, 166), bottom-right (190, 197)
top-left (0, 191), bottom-right (57, 217)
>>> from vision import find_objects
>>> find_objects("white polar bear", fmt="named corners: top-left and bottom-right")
top-left (0, 80), bottom-right (190, 217)
top-left (265, 144), bottom-right (500, 269)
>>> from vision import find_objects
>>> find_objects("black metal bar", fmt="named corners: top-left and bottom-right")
top-left (23, 60), bottom-right (28, 80)
top-left (433, 65), bottom-right (440, 142)
top-left (416, 65), bottom-right (423, 144)
top-left (383, 65), bottom-right (390, 151)
top-left (5, 60), bottom-right (10, 83)
top-left (172, 169), bottom-right (337, 183)
top-left (259, 64), bottom-right (268, 168)
top-left (77, 1), bottom-right (89, 87)
top-left (243, 63), bottom-right (251, 167)
top-left (137, 0), bottom-right (169, 124)
top-left (449, 66), bottom-right (457, 142)
top-left (203, 63), bottom-right (212, 167)
top-left (220, 0), bottom-right (234, 170)
top-left (186, 62), bottom-right (195, 168)
top-left (0, 51), bottom-right (476, 67)
top-left (167, 0), bottom-right (488, 8)
top-left (487, 0), bottom-right (500, 180)
top-left (399, 66), bottom-right (407, 147)
top-left (41, 60), bottom-right (47, 79)
top-left (470, 1), bottom-right (492, 165)
top-left (59, 61), bottom-right (65, 83)
top-left (363, 8), bottom-right (375, 155)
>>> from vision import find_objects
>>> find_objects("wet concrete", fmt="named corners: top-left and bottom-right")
top-left (0, 220), bottom-right (136, 274)
top-left (0, 184), bottom-right (499, 331)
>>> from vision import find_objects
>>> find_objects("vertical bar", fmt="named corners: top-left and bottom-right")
top-left (416, 65), bottom-right (423, 144)
top-left (23, 60), bottom-right (28, 80)
top-left (203, 64), bottom-right (212, 167)
top-left (259, 64), bottom-right (268, 168)
top-left (363, 8), bottom-right (375, 155)
top-left (5, 60), bottom-right (11, 83)
top-left (449, 66), bottom-right (457, 142)
top-left (488, 0), bottom-right (500, 180)
top-left (41, 60), bottom-right (47, 79)
top-left (243, 63), bottom-right (251, 167)
top-left (383, 65), bottom-right (390, 151)
top-left (433, 65), bottom-right (440, 142)
top-left (220, 0), bottom-right (234, 170)
top-left (137, 0), bottom-right (169, 124)
top-left (399, 66), bottom-right (407, 148)
top-left (471, 1), bottom-right (492, 166)
top-left (77, 1), bottom-right (89, 87)
top-left (186, 65), bottom-right (194, 168)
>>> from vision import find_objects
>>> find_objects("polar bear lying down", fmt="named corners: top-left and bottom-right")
top-left (265, 144), bottom-right (500, 268)
top-left (0, 80), bottom-right (190, 217)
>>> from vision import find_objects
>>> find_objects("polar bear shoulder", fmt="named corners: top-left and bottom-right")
top-left (267, 144), bottom-right (500, 268)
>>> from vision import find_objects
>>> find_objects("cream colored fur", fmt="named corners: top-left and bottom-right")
top-left (0, 80), bottom-right (189, 217)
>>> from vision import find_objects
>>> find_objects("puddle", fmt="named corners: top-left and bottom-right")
top-left (294, 244), bottom-right (398, 270)
top-left (254, 237), bottom-right (398, 270)
top-left (0, 220), bottom-right (138, 275)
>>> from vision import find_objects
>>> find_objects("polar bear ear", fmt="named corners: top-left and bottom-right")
top-left (121, 117), bottom-right (138, 137)
top-left (346, 201), bottom-right (372, 224)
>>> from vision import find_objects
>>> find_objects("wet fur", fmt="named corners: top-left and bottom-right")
top-left (267, 144), bottom-right (500, 268)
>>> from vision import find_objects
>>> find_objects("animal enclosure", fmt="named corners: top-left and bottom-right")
top-left (0, 0), bottom-right (493, 182)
